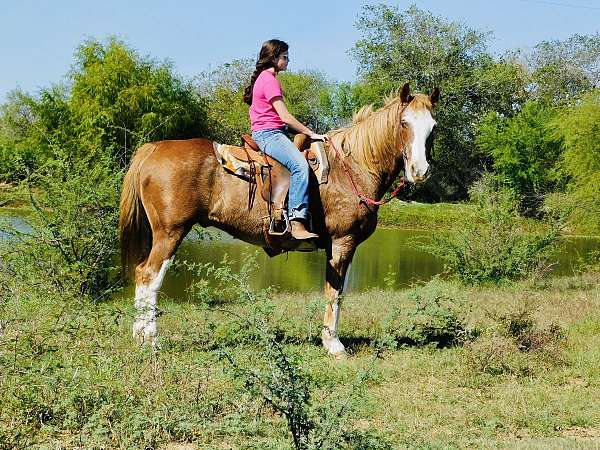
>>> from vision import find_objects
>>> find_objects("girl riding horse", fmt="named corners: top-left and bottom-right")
top-left (243, 39), bottom-right (327, 240)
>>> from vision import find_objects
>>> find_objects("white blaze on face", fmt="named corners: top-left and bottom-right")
top-left (403, 108), bottom-right (436, 182)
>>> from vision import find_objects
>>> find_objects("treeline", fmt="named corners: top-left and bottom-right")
top-left (1, 5), bottom-right (599, 232)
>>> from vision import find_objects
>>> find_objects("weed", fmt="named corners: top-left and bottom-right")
top-left (467, 303), bottom-right (567, 378)
top-left (421, 174), bottom-right (561, 285)
top-left (384, 282), bottom-right (472, 348)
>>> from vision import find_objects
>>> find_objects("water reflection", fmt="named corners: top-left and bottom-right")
top-left (1, 209), bottom-right (598, 298)
top-left (160, 228), bottom-right (599, 298)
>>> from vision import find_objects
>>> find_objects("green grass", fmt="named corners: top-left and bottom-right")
top-left (377, 200), bottom-right (473, 230)
top-left (0, 183), bottom-right (27, 208)
top-left (1, 273), bottom-right (600, 448)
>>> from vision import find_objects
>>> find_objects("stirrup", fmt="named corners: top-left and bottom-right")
top-left (268, 209), bottom-right (291, 236)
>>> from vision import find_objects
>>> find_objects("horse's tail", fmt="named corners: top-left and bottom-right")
top-left (119, 143), bottom-right (157, 278)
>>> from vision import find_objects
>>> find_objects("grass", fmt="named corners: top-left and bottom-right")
top-left (377, 200), bottom-right (473, 230)
top-left (0, 182), bottom-right (27, 208)
top-left (1, 272), bottom-right (600, 448)
top-left (376, 200), bottom-right (554, 236)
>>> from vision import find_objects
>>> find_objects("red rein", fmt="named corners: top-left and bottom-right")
top-left (327, 137), bottom-right (407, 207)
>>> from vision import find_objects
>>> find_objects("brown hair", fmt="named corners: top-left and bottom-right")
top-left (243, 39), bottom-right (289, 105)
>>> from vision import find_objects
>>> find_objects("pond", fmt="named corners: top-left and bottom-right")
top-left (2, 209), bottom-right (599, 298)
top-left (160, 227), bottom-right (599, 298)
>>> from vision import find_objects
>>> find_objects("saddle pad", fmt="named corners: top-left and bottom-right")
top-left (213, 141), bottom-right (329, 184)
top-left (213, 143), bottom-right (252, 177)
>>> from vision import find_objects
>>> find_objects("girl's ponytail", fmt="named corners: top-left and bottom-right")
top-left (243, 39), bottom-right (289, 105)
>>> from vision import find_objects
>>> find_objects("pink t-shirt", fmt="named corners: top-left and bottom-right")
top-left (249, 70), bottom-right (285, 132)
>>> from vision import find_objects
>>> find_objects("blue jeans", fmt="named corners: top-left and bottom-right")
top-left (252, 127), bottom-right (310, 221)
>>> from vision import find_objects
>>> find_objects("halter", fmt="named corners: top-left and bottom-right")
top-left (327, 100), bottom-right (412, 207)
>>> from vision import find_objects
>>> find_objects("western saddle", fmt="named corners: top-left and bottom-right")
top-left (213, 133), bottom-right (329, 255)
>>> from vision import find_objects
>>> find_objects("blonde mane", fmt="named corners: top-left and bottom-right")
top-left (329, 93), bottom-right (433, 173)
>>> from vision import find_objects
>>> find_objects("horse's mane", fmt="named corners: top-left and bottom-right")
top-left (329, 93), bottom-right (433, 173)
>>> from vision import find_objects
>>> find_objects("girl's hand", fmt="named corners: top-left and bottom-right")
top-left (309, 132), bottom-right (328, 142)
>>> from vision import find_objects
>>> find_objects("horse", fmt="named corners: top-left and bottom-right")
top-left (119, 83), bottom-right (439, 357)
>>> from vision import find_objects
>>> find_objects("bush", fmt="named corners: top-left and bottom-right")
top-left (383, 281), bottom-right (471, 348)
top-left (467, 304), bottom-right (566, 377)
top-left (0, 150), bottom-right (120, 298)
top-left (422, 174), bottom-right (561, 285)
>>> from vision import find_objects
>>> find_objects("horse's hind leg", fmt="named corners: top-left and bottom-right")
top-left (322, 237), bottom-right (356, 357)
top-left (133, 227), bottom-right (186, 346)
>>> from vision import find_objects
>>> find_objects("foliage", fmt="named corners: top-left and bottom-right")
top-left (384, 281), bottom-right (471, 348)
top-left (350, 4), bottom-right (529, 201)
top-left (0, 37), bottom-right (207, 180)
top-left (0, 150), bottom-right (120, 297)
top-left (422, 174), bottom-right (561, 285)
top-left (524, 33), bottom-right (600, 105)
top-left (545, 90), bottom-right (600, 234)
top-left (476, 101), bottom-right (562, 214)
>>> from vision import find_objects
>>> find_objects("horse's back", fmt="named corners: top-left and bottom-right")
top-left (138, 137), bottom-right (218, 229)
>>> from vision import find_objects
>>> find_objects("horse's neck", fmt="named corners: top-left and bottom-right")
top-left (330, 135), bottom-right (403, 202)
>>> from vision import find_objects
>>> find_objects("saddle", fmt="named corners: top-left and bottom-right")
top-left (213, 133), bottom-right (329, 254)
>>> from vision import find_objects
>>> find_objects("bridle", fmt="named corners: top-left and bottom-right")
top-left (326, 100), bottom-right (412, 207)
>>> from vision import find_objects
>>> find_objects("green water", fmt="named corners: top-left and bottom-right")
top-left (2, 209), bottom-right (599, 297)
top-left (161, 228), bottom-right (443, 298)
top-left (159, 227), bottom-right (599, 298)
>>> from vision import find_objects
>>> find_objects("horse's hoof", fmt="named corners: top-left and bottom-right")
top-left (133, 321), bottom-right (157, 347)
top-left (333, 350), bottom-right (348, 361)
top-left (322, 329), bottom-right (347, 358)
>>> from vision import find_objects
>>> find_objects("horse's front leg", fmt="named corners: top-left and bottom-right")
top-left (322, 237), bottom-right (356, 357)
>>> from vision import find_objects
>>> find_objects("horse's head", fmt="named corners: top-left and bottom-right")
top-left (398, 83), bottom-right (439, 183)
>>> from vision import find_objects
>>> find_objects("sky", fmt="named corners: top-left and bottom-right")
top-left (1, 0), bottom-right (599, 102)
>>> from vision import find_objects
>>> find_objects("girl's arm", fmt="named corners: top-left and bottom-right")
top-left (271, 97), bottom-right (328, 141)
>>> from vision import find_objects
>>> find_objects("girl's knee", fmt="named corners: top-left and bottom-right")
top-left (290, 153), bottom-right (309, 173)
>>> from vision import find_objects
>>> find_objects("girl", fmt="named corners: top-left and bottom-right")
top-left (243, 39), bottom-right (326, 240)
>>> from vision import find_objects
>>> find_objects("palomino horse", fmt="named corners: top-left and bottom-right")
top-left (119, 83), bottom-right (438, 356)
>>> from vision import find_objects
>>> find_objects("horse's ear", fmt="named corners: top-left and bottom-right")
top-left (430, 87), bottom-right (440, 106)
top-left (400, 83), bottom-right (412, 103)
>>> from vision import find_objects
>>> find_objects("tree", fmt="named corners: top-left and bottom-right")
top-left (196, 58), bottom-right (254, 144)
top-left (0, 37), bottom-right (208, 179)
top-left (476, 101), bottom-right (562, 214)
top-left (524, 33), bottom-right (600, 106)
top-left (546, 89), bottom-right (600, 233)
top-left (279, 70), bottom-right (336, 133)
top-left (350, 4), bottom-right (528, 200)
top-left (69, 37), bottom-right (207, 166)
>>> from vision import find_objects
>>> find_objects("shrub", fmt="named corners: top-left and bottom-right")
top-left (383, 281), bottom-right (471, 348)
top-left (184, 256), bottom-right (378, 450)
top-left (467, 305), bottom-right (566, 378)
top-left (422, 174), bottom-right (561, 285)
top-left (0, 150), bottom-right (120, 298)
